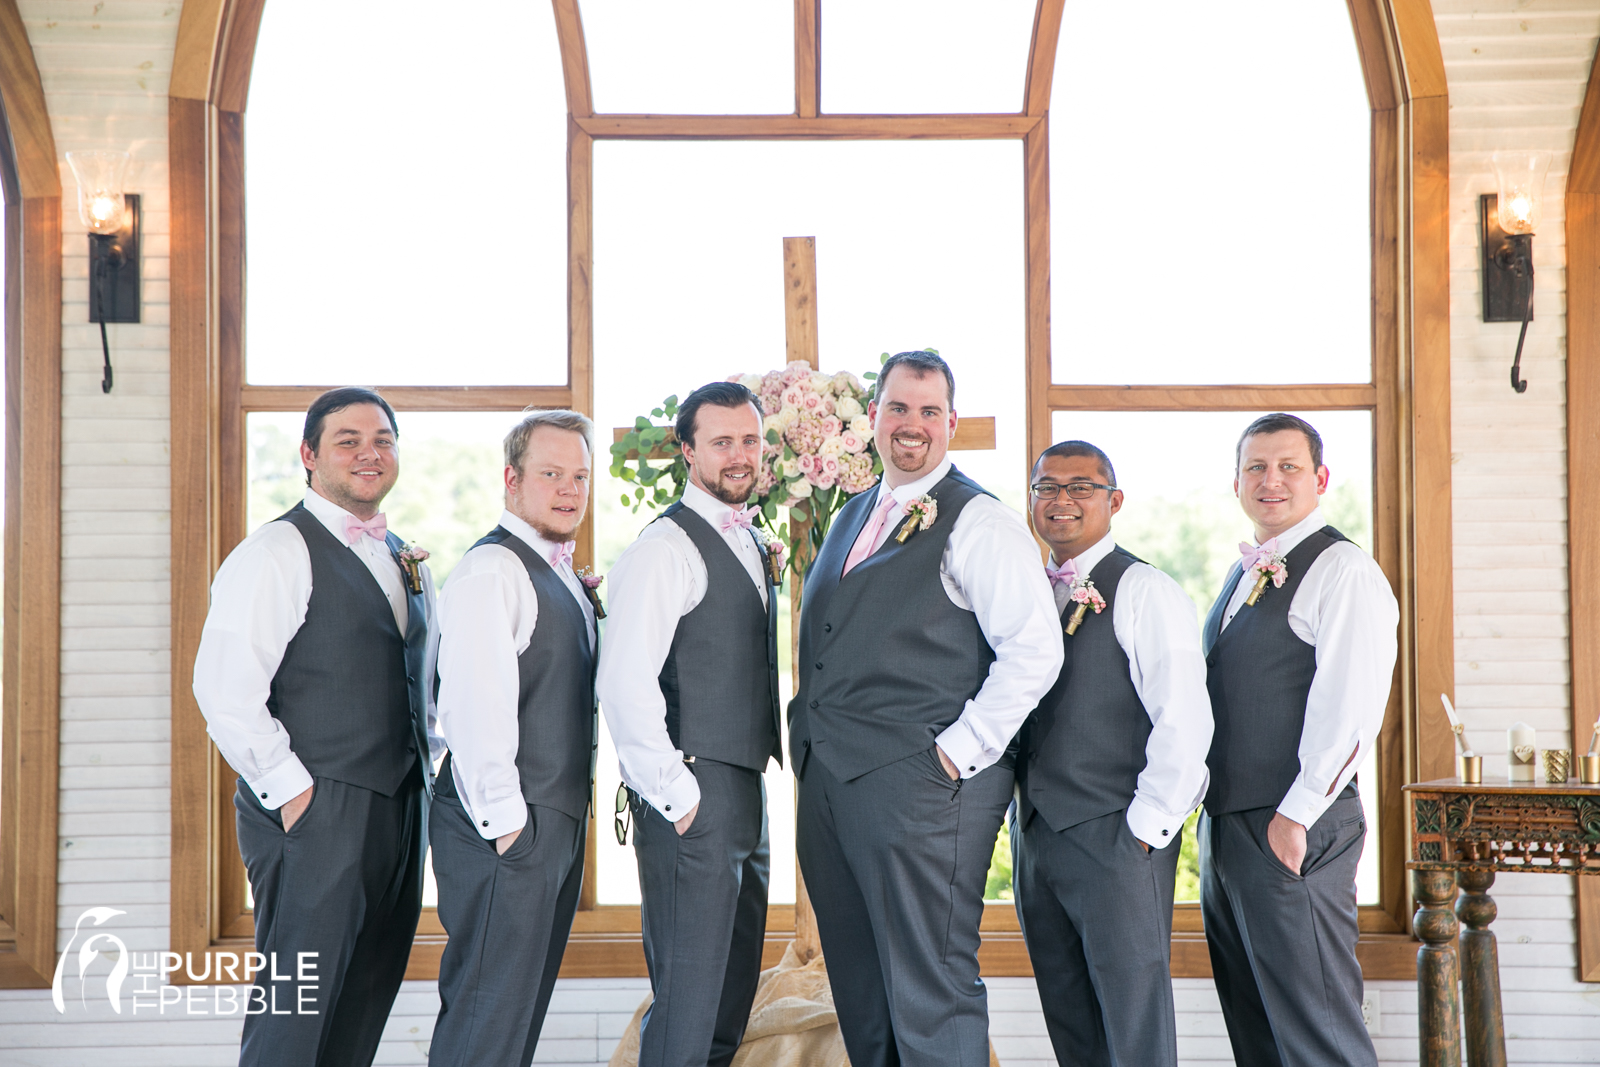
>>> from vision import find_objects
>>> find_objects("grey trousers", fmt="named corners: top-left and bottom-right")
top-left (1199, 791), bottom-right (1376, 1067)
top-left (797, 746), bottom-right (1012, 1067)
top-left (633, 759), bottom-right (770, 1067)
top-left (428, 791), bottom-right (585, 1067)
top-left (1011, 806), bottom-right (1181, 1067)
top-left (234, 770), bottom-right (424, 1067)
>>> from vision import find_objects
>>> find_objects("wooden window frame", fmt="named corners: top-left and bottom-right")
top-left (171, 0), bottom-right (1454, 983)
top-left (0, 0), bottom-right (63, 990)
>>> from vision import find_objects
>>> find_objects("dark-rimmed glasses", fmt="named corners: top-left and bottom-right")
top-left (614, 782), bottom-right (632, 845)
top-left (1030, 481), bottom-right (1117, 500)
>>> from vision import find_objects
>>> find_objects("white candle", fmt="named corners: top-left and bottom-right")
top-left (1441, 694), bottom-right (1474, 757)
top-left (1508, 722), bottom-right (1537, 782)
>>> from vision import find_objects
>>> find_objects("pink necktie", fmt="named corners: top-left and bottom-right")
top-left (343, 513), bottom-right (388, 546)
top-left (842, 495), bottom-right (900, 576)
top-left (549, 541), bottom-right (575, 569)
top-left (721, 506), bottom-right (758, 534)
top-left (1239, 537), bottom-right (1282, 573)
top-left (1045, 557), bottom-right (1079, 588)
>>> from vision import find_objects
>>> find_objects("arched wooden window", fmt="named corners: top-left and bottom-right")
top-left (170, 0), bottom-right (1455, 982)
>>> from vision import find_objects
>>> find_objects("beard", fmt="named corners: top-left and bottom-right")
top-left (886, 433), bottom-right (933, 473)
top-left (703, 465), bottom-right (757, 506)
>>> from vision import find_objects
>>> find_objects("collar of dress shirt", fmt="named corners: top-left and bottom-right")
top-left (303, 488), bottom-right (384, 549)
top-left (680, 479), bottom-right (753, 535)
top-left (1054, 529), bottom-right (1116, 578)
top-left (1252, 505), bottom-right (1327, 557)
top-left (497, 508), bottom-right (570, 568)
top-left (874, 455), bottom-right (953, 510)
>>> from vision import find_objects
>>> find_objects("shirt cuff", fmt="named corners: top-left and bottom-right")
top-left (1277, 778), bottom-right (1337, 830)
top-left (935, 717), bottom-right (994, 779)
top-left (642, 763), bottom-right (703, 823)
top-left (244, 756), bottom-right (314, 811)
top-left (469, 794), bottom-right (532, 841)
top-left (1126, 795), bottom-right (1188, 850)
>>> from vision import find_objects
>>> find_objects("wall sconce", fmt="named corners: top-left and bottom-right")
top-left (66, 150), bottom-right (140, 394)
top-left (1480, 150), bottom-right (1549, 393)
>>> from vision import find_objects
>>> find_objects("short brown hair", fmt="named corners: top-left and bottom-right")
top-left (504, 408), bottom-right (594, 474)
top-left (1235, 413), bottom-right (1324, 471)
top-left (875, 350), bottom-right (955, 407)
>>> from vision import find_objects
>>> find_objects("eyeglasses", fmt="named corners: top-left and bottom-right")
top-left (614, 782), bottom-right (632, 845)
top-left (1030, 481), bottom-right (1117, 500)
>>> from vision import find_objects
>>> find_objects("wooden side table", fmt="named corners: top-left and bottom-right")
top-left (1404, 777), bottom-right (1600, 1067)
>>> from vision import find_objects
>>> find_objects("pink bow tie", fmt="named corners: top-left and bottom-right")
top-left (1239, 537), bottom-right (1282, 572)
top-left (1045, 558), bottom-right (1079, 587)
top-left (549, 541), bottom-right (575, 569)
top-left (343, 513), bottom-right (388, 546)
top-left (720, 506), bottom-right (758, 534)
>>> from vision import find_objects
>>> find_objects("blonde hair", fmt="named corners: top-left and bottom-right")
top-left (504, 408), bottom-right (594, 474)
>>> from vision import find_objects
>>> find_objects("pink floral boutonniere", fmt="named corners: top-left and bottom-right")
top-left (895, 494), bottom-right (940, 545)
top-left (397, 543), bottom-right (430, 594)
top-left (577, 567), bottom-right (607, 619)
top-left (1240, 541), bottom-right (1289, 607)
top-left (753, 528), bottom-right (787, 587)
top-left (1064, 578), bottom-right (1107, 636)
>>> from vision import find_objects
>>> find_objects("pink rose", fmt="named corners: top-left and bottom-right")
top-left (797, 453), bottom-right (817, 474)
top-left (807, 467), bottom-right (837, 489)
top-left (840, 430), bottom-right (866, 453)
top-left (782, 386), bottom-right (805, 409)
top-left (800, 392), bottom-right (824, 413)
top-left (820, 415), bottom-right (842, 437)
top-left (819, 455), bottom-right (841, 478)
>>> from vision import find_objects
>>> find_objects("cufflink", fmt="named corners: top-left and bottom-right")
top-left (665, 805), bottom-right (672, 812)
top-left (481, 820), bottom-right (489, 827)
top-left (968, 766), bottom-right (976, 772)
top-left (260, 792), bottom-right (268, 799)
top-left (1162, 829), bottom-right (1169, 836)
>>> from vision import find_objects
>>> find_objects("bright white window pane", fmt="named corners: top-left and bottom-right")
top-left (1049, 409), bottom-right (1379, 905)
top-left (823, 0), bottom-right (1036, 114)
top-left (1049, 2), bottom-right (1370, 384)
top-left (582, 0), bottom-right (793, 115)
top-left (590, 139), bottom-right (1027, 904)
top-left (246, 2), bottom-right (567, 385)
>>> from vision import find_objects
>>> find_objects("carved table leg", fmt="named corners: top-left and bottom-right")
top-left (1456, 869), bottom-right (1506, 1067)
top-left (1414, 869), bottom-right (1462, 1067)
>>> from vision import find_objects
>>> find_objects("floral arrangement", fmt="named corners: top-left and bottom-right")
top-left (397, 543), bottom-right (430, 594)
top-left (610, 359), bottom-right (888, 578)
top-left (1064, 578), bottom-right (1106, 636)
top-left (576, 566), bottom-right (606, 619)
top-left (1239, 541), bottom-right (1289, 607)
top-left (894, 494), bottom-right (939, 544)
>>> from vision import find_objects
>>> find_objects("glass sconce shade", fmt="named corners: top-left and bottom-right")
top-left (66, 150), bottom-right (130, 236)
top-left (1492, 150), bottom-right (1550, 235)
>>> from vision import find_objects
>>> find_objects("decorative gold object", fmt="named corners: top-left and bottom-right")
top-left (1064, 602), bottom-right (1089, 636)
top-left (1544, 748), bottom-right (1572, 784)
top-left (1580, 755), bottom-right (1600, 785)
top-left (1459, 755), bottom-right (1482, 784)
top-left (1244, 570), bottom-right (1270, 607)
top-left (894, 515), bottom-right (918, 544)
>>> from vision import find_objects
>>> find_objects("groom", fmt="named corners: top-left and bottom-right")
top-left (790, 351), bottom-right (1061, 1067)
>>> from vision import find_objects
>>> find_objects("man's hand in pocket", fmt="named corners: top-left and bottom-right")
top-left (280, 785), bottom-right (313, 832)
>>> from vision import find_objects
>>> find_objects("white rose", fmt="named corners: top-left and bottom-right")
top-left (739, 374), bottom-right (763, 391)
top-left (850, 414), bottom-right (872, 436)
top-left (819, 435), bottom-right (846, 457)
top-left (789, 478), bottom-right (814, 499)
top-left (780, 457), bottom-right (800, 478)
top-left (809, 372), bottom-right (833, 392)
top-left (835, 396), bottom-right (863, 420)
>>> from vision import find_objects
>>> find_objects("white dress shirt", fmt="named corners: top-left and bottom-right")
top-left (861, 457), bottom-right (1064, 780)
top-left (596, 481), bottom-right (770, 821)
top-left (1219, 506), bottom-right (1399, 829)
top-left (435, 509), bottom-right (597, 839)
top-left (1051, 532), bottom-right (1213, 849)
top-left (192, 489), bottom-right (440, 810)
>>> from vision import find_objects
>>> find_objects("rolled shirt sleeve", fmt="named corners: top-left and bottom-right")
top-left (934, 497), bottom-right (1065, 778)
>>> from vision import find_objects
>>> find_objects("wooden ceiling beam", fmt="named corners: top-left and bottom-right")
top-left (1046, 384), bottom-right (1378, 412)
top-left (0, 0), bottom-right (58, 197)
top-left (576, 113), bottom-right (1040, 141)
top-left (1023, 0), bottom-right (1066, 117)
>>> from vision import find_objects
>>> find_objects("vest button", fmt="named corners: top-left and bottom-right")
top-left (814, 661), bottom-right (823, 670)
top-left (809, 700), bottom-right (819, 709)
top-left (823, 623), bottom-right (832, 632)
top-left (407, 675), bottom-right (416, 684)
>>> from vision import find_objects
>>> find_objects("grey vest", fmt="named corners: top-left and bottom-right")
top-left (791, 469), bottom-right (995, 782)
top-left (656, 503), bottom-right (782, 771)
top-left (1017, 547), bottom-right (1149, 833)
top-left (439, 527), bottom-right (597, 822)
top-left (1202, 525), bottom-right (1348, 814)
top-left (268, 504), bottom-right (432, 797)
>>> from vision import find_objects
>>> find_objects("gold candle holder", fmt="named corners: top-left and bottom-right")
top-left (1543, 748), bottom-right (1572, 784)
top-left (1580, 754), bottom-right (1600, 785)
top-left (1459, 754), bottom-right (1482, 784)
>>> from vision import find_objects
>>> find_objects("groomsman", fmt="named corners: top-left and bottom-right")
top-left (193, 387), bottom-right (436, 1067)
top-left (428, 410), bottom-right (599, 1066)
top-left (597, 381), bottom-right (782, 1067)
top-left (1012, 440), bottom-right (1212, 1067)
top-left (1200, 413), bottom-right (1397, 1067)
top-left (791, 351), bottom-right (1062, 1067)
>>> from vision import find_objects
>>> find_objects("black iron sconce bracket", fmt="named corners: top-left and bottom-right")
top-left (1480, 193), bottom-right (1533, 393)
top-left (88, 193), bottom-right (141, 393)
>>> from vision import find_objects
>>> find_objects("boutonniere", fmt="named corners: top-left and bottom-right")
top-left (1240, 541), bottom-right (1289, 607)
top-left (576, 567), bottom-right (607, 619)
top-left (397, 544), bottom-right (430, 594)
top-left (894, 494), bottom-right (939, 544)
top-left (753, 528), bottom-right (787, 587)
top-left (1064, 578), bottom-right (1107, 636)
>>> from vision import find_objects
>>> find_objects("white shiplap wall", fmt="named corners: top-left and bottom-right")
top-left (1438, 0), bottom-right (1600, 1064)
top-left (4, 1), bottom-right (1600, 1064)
